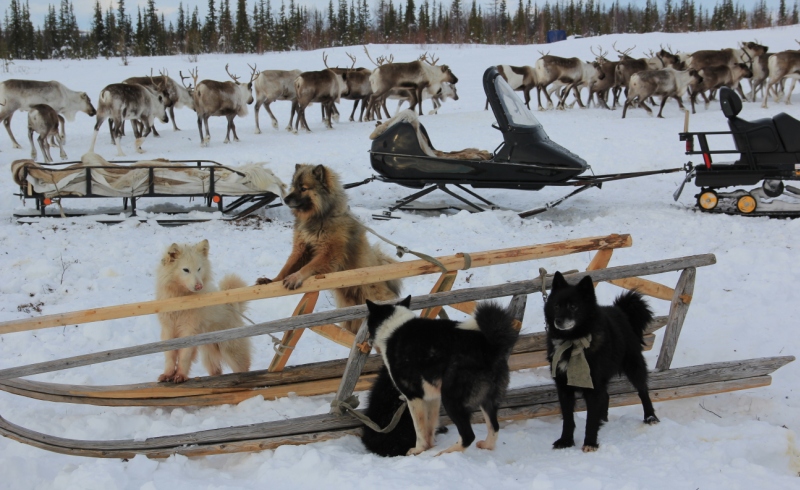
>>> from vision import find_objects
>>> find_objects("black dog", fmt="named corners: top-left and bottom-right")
top-left (365, 297), bottom-right (518, 456)
top-left (545, 272), bottom-right (659, 452)
top-left (361, 366), bottom-right (418, 457)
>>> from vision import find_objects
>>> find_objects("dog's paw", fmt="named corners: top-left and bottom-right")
top-left (157, 373), bottom-right (174, 383)
top-left (435, 426), bottom-right (449, 435)
top-left (476, 440), bottom-right (496, 450)
top-left (283, 273), bottom-right (304, 290)
top-left (552, 438), bottom-right (575, 449)
top-left (582, 444), bottom-right (599, 453)
top-left (255, 277), bottom-right (273, 286)
top-left (406, 446), bottom-right (427, 456)
top-left (645, 415), bottom-right (660, 425)
top-left (171, 374), bottom-right (189, 383)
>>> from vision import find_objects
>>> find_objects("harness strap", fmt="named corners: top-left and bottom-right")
top-left (363, 224), bottom-right (449, 273)
top-left (330, 395), bottom-right (408, 433)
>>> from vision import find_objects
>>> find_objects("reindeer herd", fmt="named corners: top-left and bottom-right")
top-left (499, 39), bottom-right (800, 119)
top-left (0, 39), bottom-right (798, 162)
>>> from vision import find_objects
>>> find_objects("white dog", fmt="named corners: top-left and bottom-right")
top-left (156, 239), bottom-right (252, 383)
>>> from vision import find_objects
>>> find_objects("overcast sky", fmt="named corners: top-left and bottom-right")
top-left (27, 0), bottom-right (788, 30)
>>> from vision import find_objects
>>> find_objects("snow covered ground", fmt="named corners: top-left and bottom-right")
top-left (1, 25), bottom-right (800, 489)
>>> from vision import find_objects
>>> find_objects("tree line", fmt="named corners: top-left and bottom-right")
top-left (1, 0), bottom-right (798, 61)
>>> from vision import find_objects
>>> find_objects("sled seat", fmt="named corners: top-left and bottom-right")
top-left (720, 87), bottom-right (785, 154)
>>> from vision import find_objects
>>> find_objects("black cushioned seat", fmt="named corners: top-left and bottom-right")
top-left (719, 87), bottom-right (784, 153)
top-left (773, 113), bottom-right (800, 153)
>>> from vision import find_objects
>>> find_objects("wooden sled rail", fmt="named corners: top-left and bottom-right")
top-left (0, 356), bottom-right (790, 459)
top-left (0, 319), bottom-right (667, 407)
top-left (0, 234), bottom-right (633, 335)
top-left (0, 254), bottom-right (715, 382)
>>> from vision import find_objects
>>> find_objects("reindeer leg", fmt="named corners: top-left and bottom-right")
top-left (640, 98), bottom-right (654, 116)
top-left (39, 134), bottom-right (53, 163)
top-left (622, 98), bottom-right (632, 118)
top-left (700, 90), bottom-right (711, 109)
top-left (151, 124), bottom-right (160, 138)
top-left (197, 115), bottom-right (206, 147)
top-left (349, 100), bottom-right (358, 122)
top-left (89, 116), bottom-right (105, 154)
top-left (288, 102), bottom-right (298, 132)
top-left (382, 97), bottom-right (390, 119)
top-left (264, 101), bottom-right (280, 129)
top-left (58, 115), bottom-right (66, 142)
top-left (56, 134), bottom-right (67, 160)
top-left (690, 90), bottom-right (698, 114)
top-left (786, 78), bottom-right (797, 105)
top-left (170, 106), bottom-right (179, 131)
top-left (113, 119), bottom-right (125, 156)
top-left (254, 98), bottom-right (263, 134)
top-left (359, 97), bottom-right (368, 122)
top-left (230, 115), bottom-right (240, 141)
top-left (28, 127), bottom-right (37, 160)
top-left (672, 95), bottom-right (686, 110)
top-left (203, 116), bottom-right (211, 144)
top-left (223, 115), bottom-right (232, 144)
top-left (657, 96), bottom-right (669, 118)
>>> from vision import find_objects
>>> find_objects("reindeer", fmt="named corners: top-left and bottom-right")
top-left (762, 46), bottom-right (800, 108)
top-left (612, 43), bottom-right (653, 104)
top-left (27, 104), bottom-right (65, 162)
top-left (622, 67), bottom-right (703, 118)
top-left (534, 53), bottom-right (604, 110)
top-left (88, 82), bottom-right (170, 156)
top-left (392, 82), bottom-right (459, 115)
top-left (484, 65), bottom-right (537, 110)
top-left (367, 51), bottom-right (458, 118)
top-left (0, 80), bottom-right (95, 149)
top-left (323, 52), bottom-right (375, 123)
top-left (690, 63), bottom-right (753, 114)
top-left (687, 43), bottom-right (761, 100)
top-left (252, 69), bottom-right (302, 132)
top-left (123, 70), bottom-right (194, 134)
top-left (587, 46), bottom-right (620, 109)
top-left (188, 64), bottom-right (258, 146)
top-left (748, 52), bottom-right (772, 102)
top-left (291, 64), bottom-right (348, 132)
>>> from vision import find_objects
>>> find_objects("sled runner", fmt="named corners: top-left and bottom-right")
top-left (0, 235), bottom-right (791, 458)
top-left (11, 153), bottom-right (285, 223)
top-left (365, 67), bottom-right (682, 219)
top-left (674, 86), bottom-right (800, 217)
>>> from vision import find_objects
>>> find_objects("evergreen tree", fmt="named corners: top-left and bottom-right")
top-left (91, 0), bottom-right (106, 57)
top-left (203, 0), bottom-right (218, 51)
top-left (234, 0), bottom-right (250, 52)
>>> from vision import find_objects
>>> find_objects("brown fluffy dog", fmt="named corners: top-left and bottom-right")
top-left (258, 164), bottom-right (401, 333)
top-left (156, 240), bottom-right (252, 383)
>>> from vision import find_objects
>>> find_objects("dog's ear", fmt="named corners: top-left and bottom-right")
top-left (552, 271), bottom-right (568, 290)
top-left (294, 163), bottom-right (302, 172)
top-left (195, 239), bottom-right (210, 257)
top-left (399, 295), bottom-right (412, 308)
top-left (163, 243), bottom-right (181, 263)
top-left (578, 275), bottom-right (595, 294)
top-left (312, 165), bottom-right (327, 184)
top-left (365, 299), bottom-right (377, 313)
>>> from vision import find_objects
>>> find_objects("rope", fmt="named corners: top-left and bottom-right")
top-left (331, 395), bottom-right (408, 433)
top-left (238, 311), bottom-right (294, 355)
top-left (362, 224), bottom-right (449, 273)
top-left (538, 268), bottom-right (549, 304)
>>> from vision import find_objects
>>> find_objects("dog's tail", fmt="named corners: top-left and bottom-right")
top-left (219, 273), bottom-right (249, 315)
top-left (474, 301), bottom-right (519, 357)
top-left (614, 290), bottom-right (654, 344)
top-left (371, 243), bottom-right (402, 297)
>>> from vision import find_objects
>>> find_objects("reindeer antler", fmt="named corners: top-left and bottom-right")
top-left (537, 49), bottom-right (550, 57)
top-left (180, 68), bottom-right (198, 93)
top-left (612, 42), bottom-right (635, 58)
top-left (590, 45), bottom-right (608, 60)
top-left (346, 52), bottom-right (357, 70)
top-left (248, 63), bottom-right (259, 82)
top-left (427, 53), bottom-right (439, 65)
top-left (322, 51), bottom-right (330, 69)
top-left (363, 46), bottom-right (380, 67)
top-left (225, 64), bottom-right (241, 83)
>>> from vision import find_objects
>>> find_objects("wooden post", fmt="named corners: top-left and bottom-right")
top-left (330, 320), bottom-right (373, 414)
top-left (655, 267), bottom-right (696, 371)
top-left (420, 271), bottom-right (458, 319)
top-left (507, 293), bottom-right (527, 331)
top-left (268, 292), bottom-right (319, 372)
top-left (586, 248), bottom-right (614, 278)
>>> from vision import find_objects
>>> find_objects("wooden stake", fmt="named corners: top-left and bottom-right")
top-left (655, 267), bottom-right (696, 371)
top-left (268, 292), bottom-right (319, 372)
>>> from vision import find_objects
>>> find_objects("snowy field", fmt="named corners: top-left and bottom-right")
top-left (1, 25), bottom-right (800, 489)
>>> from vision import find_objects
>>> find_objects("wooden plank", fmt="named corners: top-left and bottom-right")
top-left (607, 277), bottom-right (675, 301)
top-left (267, 292), bottom-right (319, 372)
top-left (308, 324), bottom-right (355, 348)
top-left (0, 254), bottom-right (715, 382)
top-left (0, 357), bottom-right (786, 458)
top-left (421, 271), bottom-right (458, 319)
top-left (0, 234), bottom-right (633, 335)
top-left (0, 316), bottom-right (667, 402)
top-left (507, 293), bottom-right (528, 331)
top-left (448, 301), bottom-right (476, 314)
top-left (0, 335), bottom-right (656, 407)
top-left (656, 267), bottom-right (697, 371)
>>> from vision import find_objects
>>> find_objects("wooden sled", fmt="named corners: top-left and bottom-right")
top-left (0, 236), bottom-right (791, 458)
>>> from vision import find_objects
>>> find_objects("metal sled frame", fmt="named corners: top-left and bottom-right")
top-left (0, 234), bottom-right (791, 458)
top-left (14, 159), bottom-right (282, 221)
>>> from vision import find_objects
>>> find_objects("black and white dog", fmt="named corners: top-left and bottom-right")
top-left (545, 272), bottom-right (659, 452)
top-left (364, 296), bottom-right (519, 456)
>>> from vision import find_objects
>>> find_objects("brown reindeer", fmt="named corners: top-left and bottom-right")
top-left (587, 47), bottom-right (620, 109)
top-left (124, 70), bottom-right (194, 134)
top-left (190, 64), bottom-right (258, 146)
top-left (534, 53), bottom-right (604, 110)
top-left (27, 104), bottom-right (65, 162)
top-left (291, 64), bottom-right (348, 133)
top-left (690, 63), bottom-right (753, 114)
top-left (367, 52), bottom-right (458, 117)
top-left (325, 53), bottom-right (374, 123)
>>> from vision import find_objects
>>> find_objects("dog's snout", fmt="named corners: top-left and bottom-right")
top-left (194, 282), bottom-right (203, 291)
